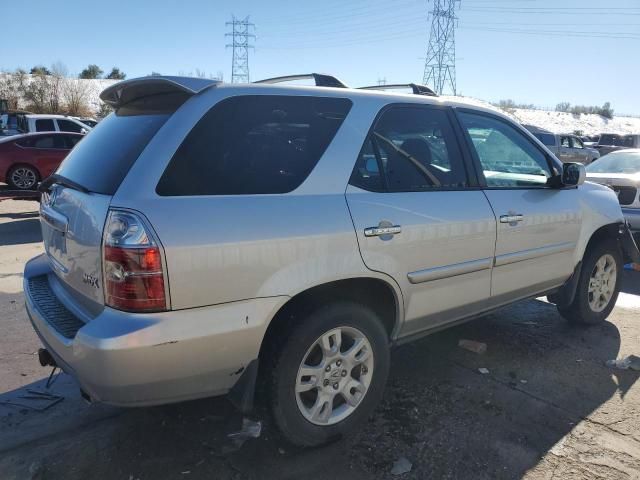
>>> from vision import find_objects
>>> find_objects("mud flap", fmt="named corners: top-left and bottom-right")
top-left (228, 359), bottom-right (259, 414)
top-left (552, 261), bottom-right (582, 308)
top-left (620, 222), bottom-right (640, 264)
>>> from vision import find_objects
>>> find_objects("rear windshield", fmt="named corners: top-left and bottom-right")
top-left (157, 95), bottom-right (352, 196)
top-left (599, 134), bottom-right (635, 147)
top-left (54, 93), bottom-right (186, 194)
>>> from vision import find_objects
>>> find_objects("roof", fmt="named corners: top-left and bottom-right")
top-left (24, 114), bottom-right (83, 120)
top-left (0, 131), bottom-right (83, 143)
top-left (98, 75), bottom-right (512, 122)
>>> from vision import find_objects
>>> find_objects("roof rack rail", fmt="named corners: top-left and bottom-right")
top-left (254, 73), bottom-right (348, 89)
top-left (358, 83), bottom-right (438, 97)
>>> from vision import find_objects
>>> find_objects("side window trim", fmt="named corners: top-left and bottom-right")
top-left (453, 107), bottom-right (560, 190)
top-left (349, 103), bottom-right (477, 192)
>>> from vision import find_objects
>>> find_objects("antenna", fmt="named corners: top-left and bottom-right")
top-left (225, 16), bottom-right (256, 83)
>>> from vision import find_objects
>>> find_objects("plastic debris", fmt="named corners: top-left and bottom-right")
top-left (624, 263), bottom-right (640, 271)
top-left (227, 418), bottom-right (262, 447)
top-left (478, 368), bottom-right (490, 375)
top-left (391, 457), bottom-right (413, 476)
top-left (606, 355), bottom-right (640, 371)
top-left (458, 339), bottom-right (487, 354)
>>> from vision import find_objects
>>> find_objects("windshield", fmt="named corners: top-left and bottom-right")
top-left (586, 151), bottom-right (640, 174)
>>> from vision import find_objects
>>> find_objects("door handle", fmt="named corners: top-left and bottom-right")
top-left (499, 214), bottom-right (523, 224)
top-left (364, 225), bottom-right (402, 237)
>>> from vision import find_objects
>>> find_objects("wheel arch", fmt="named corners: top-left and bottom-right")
top-left (258, 276), bottom-right (402, 363)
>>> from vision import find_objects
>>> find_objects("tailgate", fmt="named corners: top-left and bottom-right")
top-left (40, 186), bottom-right (111, 308)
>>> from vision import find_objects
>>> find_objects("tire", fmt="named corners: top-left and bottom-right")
top-left (558, 239), bottom-right (622, 325)
top-left (268, 302), bottom-right (390, 447)
top-left (7, 165), bottom-right (39, 190)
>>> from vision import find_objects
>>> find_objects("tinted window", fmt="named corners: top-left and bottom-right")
top-left (55, 93), bottom-right (185, 194)
top-left (459, 112), bottom-right (552, 188)
top-left (57, 119), bottom-right (84, 133)
top-left (571, 137), bottom-right (584, 149)
top-left (64, 135), bottom-right (82, 148)
top-left (32, 135), bottom-right (67, 149)
top-left (157, 96), bottom-right (352, 196)
top-left (35, 119), bottom-right (55, 132)
top-left (560, 136), bottom-right (571, 147)
top-left (15, 137), bottom-right (34, 148)
top-left (351, 106), bottom-right (467, 192)
top-left (533, 133), bottom-right (555, 146)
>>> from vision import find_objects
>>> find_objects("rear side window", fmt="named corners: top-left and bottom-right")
top-left (35, 119), bottom-right (55, 132)
top-left (156, 95), bottom-right (352, 196)
top-left (57, 119), bottom-right (84, 133)
top-left (55, 93), bottom-right (185, 194)
top-left (533, 133), bottom-right (555, 146)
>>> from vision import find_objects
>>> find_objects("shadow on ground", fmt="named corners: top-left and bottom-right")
top-left (0, 216), bottom-right (41, 246)
top-left (2, 293), bottom-right (638, 479)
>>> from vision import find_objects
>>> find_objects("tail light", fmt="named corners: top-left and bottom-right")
top-left (103, 209), bottom-right (168, 312)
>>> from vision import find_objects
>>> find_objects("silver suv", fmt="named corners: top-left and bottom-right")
top-left (25, 75), bottom-right (639, 447)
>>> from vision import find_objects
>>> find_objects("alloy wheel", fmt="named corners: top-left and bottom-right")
top-left (295, 326), bottom-right (374, 426)
top-left (588, 253), bottom-right (617, 313)
top-left (10, 168), bottom-right (37, 189)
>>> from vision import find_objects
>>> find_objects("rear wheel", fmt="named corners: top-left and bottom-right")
top-left (558, 239), bottom-right (622, 325)
top-left (268, 302), bottom-right (389, 446)
top-left (7, 165), bottom-right (39, 190)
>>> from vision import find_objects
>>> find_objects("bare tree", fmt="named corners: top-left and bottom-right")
top-left (63, 78), bottom-right (92, 116)
top-left (0, 70), bottom-right (27, 110)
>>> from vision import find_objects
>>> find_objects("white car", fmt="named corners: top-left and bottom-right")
top-left (587, 149), bottom-right (640, 236)
top-left (17, 114), bottom-right (92, 135)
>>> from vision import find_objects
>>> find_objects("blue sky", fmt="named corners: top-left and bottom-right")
top-left (4, 0), bottom-right (640, 113)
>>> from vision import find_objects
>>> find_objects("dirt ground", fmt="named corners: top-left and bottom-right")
top-left (1, 197), bottom-right (639, 480)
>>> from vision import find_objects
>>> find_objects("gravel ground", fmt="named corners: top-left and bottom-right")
top-left (1, 198), bottom-right (639, 480)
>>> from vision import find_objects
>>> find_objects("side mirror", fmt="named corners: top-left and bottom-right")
top-left (562, 162), bottom-right (586, 186)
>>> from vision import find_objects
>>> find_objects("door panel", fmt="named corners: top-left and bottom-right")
top-left (482, 189), bottom-right (581, 297)
top-left (457, 110), bottom-right (583, 301)
top-left (347, 187), bottom-right (496, 336)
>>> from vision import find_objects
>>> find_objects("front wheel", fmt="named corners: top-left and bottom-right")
top-left (558, 239), bottom-right (622, 325)
top-left (268, 302), bottom-right (390, 446)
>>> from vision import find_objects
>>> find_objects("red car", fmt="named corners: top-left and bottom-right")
top-left (0, 132), bottom-right (83, 190)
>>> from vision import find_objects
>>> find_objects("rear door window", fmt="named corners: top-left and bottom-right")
top-left (35, 119), bottom-right (55, 132)
top-left (350, 105), bottom-right (468, 192)
top-left (33, 136), bottom-right (56, 149)
top-left (156, 95), bottom-right (352, 196)
top-left (57, 119), bottom-right (85, 133)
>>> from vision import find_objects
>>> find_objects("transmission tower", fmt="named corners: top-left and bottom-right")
top-left (225, 16), bottom-right (255, 83)
top-left (423, 0), bottom-right (460, 95)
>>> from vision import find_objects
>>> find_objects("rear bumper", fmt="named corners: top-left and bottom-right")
top-left (24, 254), bottom-right (286, 407)
top-left (622, 207), bottom-right (640, 233)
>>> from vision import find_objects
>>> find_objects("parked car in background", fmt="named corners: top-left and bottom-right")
top-left (586, 149), bottom-right (640, 237)
top-left (16, 114), bottom-right (92, 135)
top-left (525, 127), bottom-right (599, 164)
top-left (25, 75), bottom-right (638, 448)
top-left (73, 117), bottom-right (98, 128)
top-left (0, 132), bottom-right (83, 189)
top-left (595, 134), bottom-right (640, 156)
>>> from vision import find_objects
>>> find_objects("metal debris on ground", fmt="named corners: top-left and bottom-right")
top-left (390, 457), bottom-right (413, 476)
top-left (606, 355), bottom-right (640, 371)
top-left (0, 389), bottom-right (64, 411)
top-left (478, 368), bottom-right (490, 375)
top-left (227, 418), bottom-right (262, 447)
top-left (458, 339), bottom-right (487, 354)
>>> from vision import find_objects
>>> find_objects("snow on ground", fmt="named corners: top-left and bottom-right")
top-left (444, 95), bottom-right (640, 136)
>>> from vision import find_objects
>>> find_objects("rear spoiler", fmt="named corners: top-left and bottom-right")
top-left (100, 76), bottom-right (220, 109)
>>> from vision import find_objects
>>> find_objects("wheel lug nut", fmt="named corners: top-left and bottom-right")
top-left (336, 360), bottom-right (342, 367)
top-left (333, 383), bottom-right (339, 390)
top-left (362, 366), bottom-right (368, 374)
top-left (325, 365), bottom-right (331, 372)
top-left (341, 370), bottom-right (347, 377)
top-left (323, 379), bottom-right (329, 387)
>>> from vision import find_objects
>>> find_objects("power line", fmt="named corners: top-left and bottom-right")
top-left (423, 0), bottom-right (460, 95)
top-left (225, 16), bottom-right (255, 83)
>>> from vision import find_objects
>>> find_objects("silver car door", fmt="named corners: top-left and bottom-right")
top-left (457, 110), bottom-right (582, 302)
top-left (346, 105), bottom-right (496, 338)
